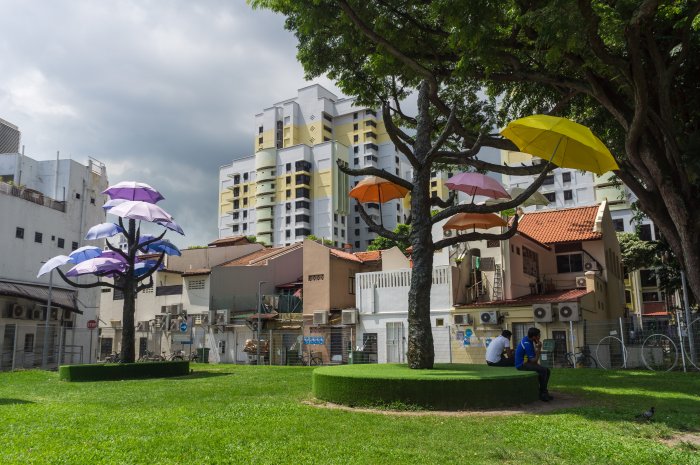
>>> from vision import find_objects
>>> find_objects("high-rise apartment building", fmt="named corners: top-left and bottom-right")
top-left (0, 118), bottom-right (21, 154)
top-left (218, 85), bottom-right (411, 249)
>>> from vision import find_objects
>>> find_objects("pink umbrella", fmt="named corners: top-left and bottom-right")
top-left (445, 172), bottom-right (510, 201)
top-left (65, 257), bottom-right (126, 277)
top-left (107, 200), bottom-right (173, 223)
top-left (102, 181), bottom-right (164, 203)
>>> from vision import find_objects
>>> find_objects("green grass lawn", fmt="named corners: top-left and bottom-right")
top-left (0, 365), bottom-right (698, 465)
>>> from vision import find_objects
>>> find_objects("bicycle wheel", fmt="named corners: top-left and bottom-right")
top-left (581, 354), bottom-right (598, 368)
top-left (681, 317), bottom-right (700, 371)
top-left (310, 356), bottom-right (322, 366)
top-left (596, 336), bottom-right (627, 369)
top-left (565, 353), bottom-right (575, 368)
top-left (641, 334), bottom-right (678, 371)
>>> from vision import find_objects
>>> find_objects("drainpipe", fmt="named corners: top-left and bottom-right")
top-left (54, 151), bottom-right (59, 199)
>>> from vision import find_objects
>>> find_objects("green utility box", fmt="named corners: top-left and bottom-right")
top-left (349, 351), bottom-right (370, 365)
top-left (197, 347), bottom-right (210, 363)
top-left (287, 350), bottom-right (299, 366)
top-left (540, 339), bottom-right (556, 368)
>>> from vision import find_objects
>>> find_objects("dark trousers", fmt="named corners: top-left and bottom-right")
top-left (487, 357), bottom-right (514, 367)
top-left (518, 362), bottom-right (550, 393)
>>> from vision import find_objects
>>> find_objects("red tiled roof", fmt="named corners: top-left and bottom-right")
top-left (222, 243), bottom-right (301, 266)
top-left (182, 268), bottom-right (210, 277)
top-left (459, 289), bottom-right (592, 308)
top-left (207, 236), bottom-right (252, 247)
top-left (517, 205), bottom-right (602, 244)
top-left (355, 250), bottom-right (382, 262)
top-left (330, 248), bottom-right (362, 262)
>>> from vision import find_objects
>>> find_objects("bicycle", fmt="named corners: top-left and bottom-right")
top-left (565, 346), bottom-right (598, 368)
top-left (104, 352), bottom-right (121, 363)
top-left (299, 351), bottom-right (322, 366)
top-left (137, 350), bottom-right (165, 362)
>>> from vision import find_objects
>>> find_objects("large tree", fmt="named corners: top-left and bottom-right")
top-left (253, 0), bottom-right (700, 364)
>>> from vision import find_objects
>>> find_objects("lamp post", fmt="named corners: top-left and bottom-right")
top-left (41, 268), bottom-right (54, 369)
top-left (256, 280), bottom-right (268, 365)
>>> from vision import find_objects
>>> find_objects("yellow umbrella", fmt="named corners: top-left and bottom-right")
top-left (443, 212), bottom-right (508, 231)
top-left (500, 115), bottom-right (619, 175)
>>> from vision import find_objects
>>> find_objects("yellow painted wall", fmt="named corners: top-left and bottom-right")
top-left (253, 129), bottom-right (276, 152)
top-left (313, 170), bottom-right (332, 199)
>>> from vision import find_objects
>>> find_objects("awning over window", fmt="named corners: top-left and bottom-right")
top-left (0, 280), bottom-right (81, 313)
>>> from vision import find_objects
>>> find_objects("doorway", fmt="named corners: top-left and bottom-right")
top-left (552, 330), bottom-right (567, 365)
top-left (386, 322), bottom-right (403, 363)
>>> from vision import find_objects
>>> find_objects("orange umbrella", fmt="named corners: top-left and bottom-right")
top-left (348, 176), bottom-right (409, 203)
top-left (443, 212), bottom-right (507, 231)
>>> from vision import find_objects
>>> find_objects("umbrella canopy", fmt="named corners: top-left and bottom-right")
top-left (348, 176), bottom-right (409, 203)
top-left (37, 255), bottom-right (73, 278)
top-left (484, 187), bottom-right (550, 208)
top-left (445, 172), bottom-right (510, 200)
top-left (85, 222), bottom-right (124, 240)
top-left (143, 239), bottom-right (181, 256)
top-left (157, 220), bottom-right (185, 235)
top-left (443, 212), bottom-right (508, 231)
top-left (102, 198), bottom-right (128, 211)
top-left (500, 115), bottom-right (619, 175)
top-left (68, 246), bottom-right (102, 264)
top-left (108, 200), bottom-right (173, 223)
top-left (65, 257), bottom-right (126, 277)
top-left (133, 260), bottom-right (164, 277)
top-left (99, 250), bottom-right (127, 262)
top-left (102, 181), bottom-right (164, 203)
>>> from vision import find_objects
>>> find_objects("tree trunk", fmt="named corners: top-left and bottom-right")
top-left (120, 278), bottom-right (136, 363)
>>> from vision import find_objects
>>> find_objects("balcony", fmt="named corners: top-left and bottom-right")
top-left (257, 221), bottom-right (273, 234)
top-left (256, 182), bottom-right (275, 196)
top-left (295, 160), bottom-right (312, 172)
top-left (356, 266), bottom-right (454, 314)
top-left (0, 182), bottom-right (66, 213)
top-left (257, 208), bottom-right (273, 222)
top-left (295, 174), bottom-right (311, 186)
top-left (256, 195), bottom-right (275, 208)
top-left (255, 149), bottom-right (276, 170)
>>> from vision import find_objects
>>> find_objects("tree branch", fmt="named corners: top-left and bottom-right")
top-left (430, 191), bottom-right (456, 209)
top-left (433, 215), bottom-right (520, 251)
top-left (434, 152), bottom-right (550, 176)
top-left (355, 200), bottom-right (408, 241)
top-left (425, 106), bottom-right (457, 164)
top-left (382, 102), bottom-right (419, 167)
top-left (136, 276), bottom-right (154, 293)
top-left (55, 269), bottom-right (118, 290)
top-left (337, 160), bottom-right (414, 191)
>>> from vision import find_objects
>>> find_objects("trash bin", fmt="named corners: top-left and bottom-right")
top-left (349, 351), bottom-right (369, 364)
top-left (540, 339), bottom-right (556, 368)
top-left (196, 347), bottom-right (210, 364)
top-left (287, 350), bottom-right (299, 366)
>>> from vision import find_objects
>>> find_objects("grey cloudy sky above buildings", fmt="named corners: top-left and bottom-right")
top-left (0, 0), bottom-right (342, 247)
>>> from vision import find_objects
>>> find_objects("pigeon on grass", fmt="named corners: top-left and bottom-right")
top-left (635, 406), bottom-right (655, 422)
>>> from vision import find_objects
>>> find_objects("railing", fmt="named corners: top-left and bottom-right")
top-left (357, 266), bottom-right (451, 290)
top-left (0, 182), bottom-right (66, 212)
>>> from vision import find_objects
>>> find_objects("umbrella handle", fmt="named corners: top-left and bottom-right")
top-left (547, 136), bottom-right (563, 163)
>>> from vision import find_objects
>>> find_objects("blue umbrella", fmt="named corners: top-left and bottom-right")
top-left (102, 198), bottom-right (128, 211)
top-left (133, 260), bottom-right (164, 277)
top-left (144, 239), bottom-right (181, 256)
top-left (69, 246), bottom-right (102, 264)
top-left (157, 220), bottom-right (185, 235)
top-left (85, 222), bottom-right (124, 240)
top-left (37, 255), bottom-right (72, 278)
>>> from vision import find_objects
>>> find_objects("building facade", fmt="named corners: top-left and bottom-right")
top-left (218, 84), bottom-right (411, 250)
top-left (0, 150), bottom-right (108, 369)
top-left (0, 118), bottom-right (21, 154)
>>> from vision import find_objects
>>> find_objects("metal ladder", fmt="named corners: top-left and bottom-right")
top-left (492, 264), bottom-right (503, 301)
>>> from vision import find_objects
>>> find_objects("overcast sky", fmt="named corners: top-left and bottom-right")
top-left (0, 0), bottom-right (342, 247)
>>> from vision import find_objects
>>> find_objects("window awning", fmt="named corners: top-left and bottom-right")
top-left (0, 280), bottom-right (81, 313)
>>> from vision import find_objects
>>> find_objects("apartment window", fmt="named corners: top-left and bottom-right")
top-left (353, 112), bottom-right (358, 120)
top-left (613, 219), bottom-right (624, 232)
top-left (285, 230), bottom-right (291, 238)
top-left (431, 171), bottom-right (437, 177)
top-left (286, 163), bottom-right (291, 172)
top-left (522, 247), bottom-right (539, 277)
top-left (354, 158), bottom-right (359, 165)
top-left (355, 217), bottom-right (360, 224)
top-left (296, 214), bottom-right (310, 223)
top-left (353, 146), bottom-right (359, 154)
top-left (323, 112), bottom-right (333, 123)
top-left (286, 176), bottom-right (291, 185)
top-left (232, 225), bottom-right (239, 232)
top-left (296, 200), bottom-right (310, 209)
top-left (258, 137), bottom-right (263, 144)
top-left (341, 217), bottom-right (345, 225)
top-left (638, 224), bottom-right (652, 241)
top-left (35, 232), bottom-right (43, 243)
top-left (431, 181), bottom-right (437, 187)
top-left (355, 229), bottom-right (360, 235)
top-left (243, 224), bottom-right (247, 231)
top-left (75, 193), bottom-right (81, 199)
top-left (562, 172), bottom-right (572, 183)
top-left (642, 292), bottom-right (660, 302)
top-left (365, 120), bottom-right (377, 128)
top-left (556, 253), bottom-right (583, 273)
top-left (334, 227), bottom-right (338, 235)
top-left (243, 185), bottom-right (248, 193)
top-left (364, 143), bottom-right (379, 151)
top-left (90, 197), bottom-right (95, 205)
top-left (72, 241), bottom-right (78, 251)
top-left (334, 213), bottom-right (338, 222)
top-left (243, 210), bottom-right (248, 218)
top-left (543, 192), bottom-right (556, 203)
top-left (258, 126), bottom-right (263, 134)
top-left (286, 189), bottom-right (291, 198)
top-left (57, 238), bottom-right (65, 248)
top-left (353, 123), bottom-right (359, 131)
top-left (24, 334), bottom-right (34, 352)
top-left (397, 216), bottom-right (400, 223)
top-left (243, 198), bottom-right (248, 206)
top-left (364, 131), bottom-right (377, 139)
top-left (543, 175), bottom-right (555, 185)
top-left (348, 275), bottom-right (356, 294)
top-left (353, 134), bottom-right (359, 142)
top-left (15, 227), bottom-right (24, 239)
top-left (286, 217), bottom-right (291, 225)
top-left (640, 269), bottom-right (657, 287)
top-left (366, 109), bottom-right (377, 117)
top-left (243, 173), bottom-right (249, 181)
top-left (341, 230), bottom-right (345, 238)
top-left (355, 241), bottom-right (360, 248)
top-left (564, 190), bottom-right (573, 201)
top-left (295, 188), bottom-right (310, 198)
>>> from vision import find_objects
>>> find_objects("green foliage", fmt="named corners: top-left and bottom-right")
top-left (618, 232), bottom-right (683, 295)
top-left (306, 234), bottom-right (333, 246)
top-left (1, 365), bottom-right (699, 464)
top-left (58, 361), bottom-right (190, 382)
top-left (246, 235), bottom-right (258, 243)
top-left (367, 224), bottom-right (411, 252)
top-left (313, 363), bottom-right (538, 409)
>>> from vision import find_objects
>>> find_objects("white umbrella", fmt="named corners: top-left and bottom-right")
top-left (107, 200), bottom-right (173, 223)
top-left (85, 222), bottom-right (124, 240)
top-left (65, 257), bottom-right (126, 277)
top-left (37, 255), bottom-right (72, 278)
top-left (102, 198), bottom-right (128, 211)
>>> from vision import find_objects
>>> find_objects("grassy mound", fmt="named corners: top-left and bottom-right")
top-left (59, 361), bottom-right (189, 382)
top-left (312, 363), bottom-right (539, 410)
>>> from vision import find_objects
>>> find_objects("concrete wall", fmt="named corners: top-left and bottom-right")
top-left (167, 244), bottom-right (263, 272)
top-left (381, 247), bottom-right (410, 271)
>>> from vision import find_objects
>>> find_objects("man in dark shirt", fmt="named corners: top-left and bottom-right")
top-left (514, 327), bottom-right (553, 402)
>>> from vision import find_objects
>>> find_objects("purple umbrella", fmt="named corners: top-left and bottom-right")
top-left (65, 257), bottom-right (126, 277)
top-left (100, 250), bottom-right (128, 262)
top-left (445, 172), bottom-right (511, 201)
top-left (156, 220), bottom-right (185, 235)
top-left (85, 222), bottom-right (124, 240)
top-left (37, 255), bottom-right (72, 278)
top-left (102, 181), bottom-right (164, 203)
top-left (107, 200), bottom-right (173, 223)
top-left (69, 246), bottom-right (102, 264)
top-left (102, 198), bottom-right (128, 211)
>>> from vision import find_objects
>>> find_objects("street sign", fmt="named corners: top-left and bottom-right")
top-left (87, 320), bottom-right (98, 330)
top-left (303, 336), bottom-right (324, 345)
top-left (180, 322), bottom-right (188, 332)
top-left (172, 334), bottom-right (191, 343)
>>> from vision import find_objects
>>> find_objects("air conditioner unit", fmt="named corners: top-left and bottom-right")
top-left (194, 314), bottom-right (209, 325)
top-left (532, 303), bottom-right (554, 323)
top-left (215, 309), bottom-right (229, 325)
top-left (558, 302), bottom-right (580, 322)
top-left (453, 314), bottom-right (472, 325)
top-left (154, 314), bottom-right (165, 329)
top-left (169, 317), bottom-right (179, 331)
top-left (169, 304), bottom-right (182, 315)
top-left (50, 308), bottom-right (59, 321)
top-left (313, 311), bottom-right (328, 325)
top-left (576, 276), bottom-right (587, 289)
top-left (136, 321), bottom-right (149, 332)
top-left (479, 311), bottom-right (499, 325)
top-left (110, 320), bottom-right (121, 328)
top-left (10, 304), bottom-right (24, 319)
top-left (160, 305), bottom-right (168, 314)
top-left (443, 229), bottom-right (453, 237)
top-left (341, 309), bottom-right (357, 325)
top-left (584, 261), bottom-right (594, 271)
top-left (32, 308), bottom-right (42, 320)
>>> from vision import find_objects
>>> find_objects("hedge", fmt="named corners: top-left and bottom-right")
top-left (313, 363), bottom-right (539, 410)
top-left (59, 361), bottom-right (190, 382)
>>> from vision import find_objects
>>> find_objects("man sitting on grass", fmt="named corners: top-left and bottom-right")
top-left (514, 327), bottom-right (553, 402)
top-left (485, 330), bottom-right (514, 366)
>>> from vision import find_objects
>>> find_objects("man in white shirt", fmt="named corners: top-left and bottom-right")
top-left (485, 330), bottom-right (514, 366)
